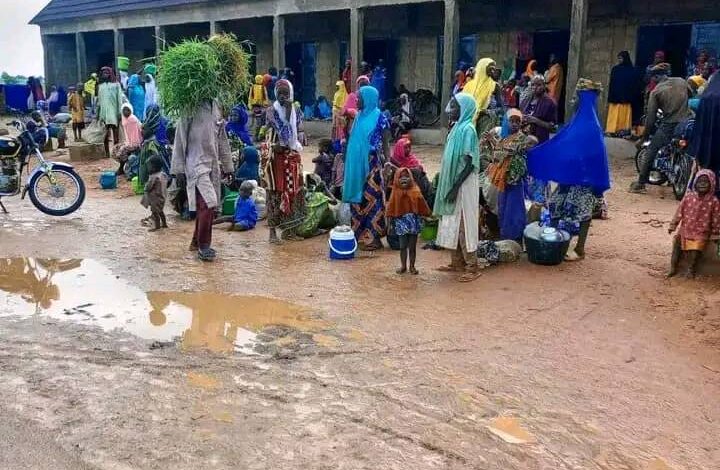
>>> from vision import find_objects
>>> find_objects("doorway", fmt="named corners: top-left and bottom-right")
top-left (636, 24), bottom-right (692, 76)
top-left (533, 29), bottom-right (570, 121)
top-left (363, 39), bottom-right (397, 98)
top-left (285, 42), bottom-right (317, 107)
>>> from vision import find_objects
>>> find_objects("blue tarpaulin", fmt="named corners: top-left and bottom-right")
top-left (3, 84), bottom-right (30, 112)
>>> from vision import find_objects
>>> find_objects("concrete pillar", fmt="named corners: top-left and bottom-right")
top-left (273, 15), bottom-right (285, 68)
top-left (41, 35), bottom-right (52, 88)
top-left (350, 7), bottom-right (364, 82)
top-left (114, 29), bottom-right (125, 59)
top-left (210, 21), bottom-right (218, 36)
top-left (155, 25), bottom-right (166, 56)
top-left (441, 0), bottom-right (459, 127)
top-left (75, 32), bottom-right (87, 82)
top-left (566, 0), bottom-right (588, 119)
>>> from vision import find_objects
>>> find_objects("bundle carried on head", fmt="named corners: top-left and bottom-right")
top-left (157, 33), bottom-right (250, 118)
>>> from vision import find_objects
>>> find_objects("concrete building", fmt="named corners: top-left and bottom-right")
top-left (32, 0), bottom-right (720, 123)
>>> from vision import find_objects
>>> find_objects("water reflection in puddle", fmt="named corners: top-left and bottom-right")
top-left (0, 258), bottom-right (327, 354)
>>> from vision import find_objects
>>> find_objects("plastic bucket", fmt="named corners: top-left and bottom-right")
top-left (222, 192), bottom-right (238, 216)
top-left (99, 171), bottom-right (117, 190)
top-left (524, 235), bottom-right (570, 266)
top-left (328, 226), bottom-right (357, 260)
top-left (131, 176), bottom-right (144, 195)
top-left (117, 56), bottom-right (130, 71)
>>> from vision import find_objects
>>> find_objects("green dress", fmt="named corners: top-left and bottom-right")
top-left (97, 82), bottom-right (123, 126)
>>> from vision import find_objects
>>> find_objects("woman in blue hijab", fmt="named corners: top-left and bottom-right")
top-left (342, 85), bottom-right (391, 250)
top-left (127, 74), bottom-right (145, 121)
top-left (226, 104), bottom-right (253, 147)
top-left (235, 146), bottom-right (260, 186)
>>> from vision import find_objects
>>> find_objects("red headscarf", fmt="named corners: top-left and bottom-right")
top-left (391, 138), bottom-right (423, 170)
top-left (386, 168), bottom-right (431, 218)
top-left (100, 66), bottom-right (116, 83)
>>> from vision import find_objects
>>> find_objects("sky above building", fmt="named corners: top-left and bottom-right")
top-left (0, 0), bottom-right (50, 77)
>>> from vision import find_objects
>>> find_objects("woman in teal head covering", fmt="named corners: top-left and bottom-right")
top-left (434, 93), bottom-right (481, 281)
top-left (127, 74), bottom-right (146, 121)
top-left (343, 85), bottom-right (391, 250)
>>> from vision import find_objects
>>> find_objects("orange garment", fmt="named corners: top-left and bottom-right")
top-left (386, 168), bottom-right (431, 218)
top-left (487, 157), bottom-right (512, 192)
top-left (546, 63), bottom-right (564, 103)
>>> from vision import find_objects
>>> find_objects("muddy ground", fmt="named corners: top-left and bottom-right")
top-left (0, 137), bottom-right (719, 470)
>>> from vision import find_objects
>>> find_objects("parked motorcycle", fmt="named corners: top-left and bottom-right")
top-left (635, 113), bottom-right (693, 201)
top-left (0, 119), bottom-right (85, 215)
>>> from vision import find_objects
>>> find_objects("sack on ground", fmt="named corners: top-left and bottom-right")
top-left (84, 120), bottom-right (106, 145)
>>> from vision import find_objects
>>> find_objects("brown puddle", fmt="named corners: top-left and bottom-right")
top-left (487, 417), bottom-right (535, 444)
top-left (0, 258), bottom-right (327, 354)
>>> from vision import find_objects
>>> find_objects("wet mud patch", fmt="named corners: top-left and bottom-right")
top-left (0, 257), bottom-right (344, 356)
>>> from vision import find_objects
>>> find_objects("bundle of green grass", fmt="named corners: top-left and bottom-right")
top-left (157, 34), bottom-right (251, 118)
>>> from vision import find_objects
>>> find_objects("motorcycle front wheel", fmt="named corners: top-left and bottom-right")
top-left (672, 154), bottom-right (692, 201)
top-left (28, 166), bottom-right (86, 216)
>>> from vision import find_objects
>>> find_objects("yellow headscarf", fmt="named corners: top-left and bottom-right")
top-left (333, 80), bottom-right (348, 110)
top-left (462, 58), bottom-right (496, 120)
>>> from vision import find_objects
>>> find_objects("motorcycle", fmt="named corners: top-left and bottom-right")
top-left (635, 113), bottom-right (694, 201)
top-left (0, 119), bottom-right (86, 215)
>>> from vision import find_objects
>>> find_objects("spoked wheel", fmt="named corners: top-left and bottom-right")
top-left (414, 90), bottom-right (441, 127)
top-left (636, 148), bottom-right (667, 185)
top-left (672, 154), bottom-right (692, 200)
top-left (28, 166), bottom-right (86, 216)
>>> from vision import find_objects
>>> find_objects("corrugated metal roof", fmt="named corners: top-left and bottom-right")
top-left (31, 0), bottom-right (211, 25)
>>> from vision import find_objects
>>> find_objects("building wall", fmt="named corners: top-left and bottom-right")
top-left (45, 34), bottom-right (78, 87)
top-left (396, 35), bottom-right (438, 93)
top-left (316, 40), bottom-right (340, 100)
top-left (582, 18), bottom-right (638, 122)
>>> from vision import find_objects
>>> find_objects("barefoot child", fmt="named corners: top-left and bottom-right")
top-left (668, 169), bottom-right (720, 278)
top-left (68, 84), bottom-right (85, 141)
top-left (387, 168), bottom-right (431, 274)
top-left (141, 155), bottom-right (168, 232)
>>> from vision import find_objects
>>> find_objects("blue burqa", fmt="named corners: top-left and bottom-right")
top-left (127, 75), bottom-right (146, 121)
top-left (527, 89), bottom-right (610, 194)
top-left (235, 146), bottom-right (260, 184)
top-left (343, 86), bottom-right (381, 203)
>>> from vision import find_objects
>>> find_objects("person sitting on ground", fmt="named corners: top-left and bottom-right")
top-left (391, 93), bottom-right (414, 139)
top-left (213, 181), bottom-right (259, 231)
top-left (313, 138), bottom-right (334, 188)
top-left (141, 155), bottom-right (168, 232)
top-left (113, 103), bottom-right (143, 176)
top-left (667, 169), bottom-right (720, 278)
top-left (387, 168), bottom-right (432, 275)
top-left (235, 145), bottom-right (260, 187)
top-left (68, 84), bottom-right (85, 141)
top-left (231, 181), bottom-right (259, 231)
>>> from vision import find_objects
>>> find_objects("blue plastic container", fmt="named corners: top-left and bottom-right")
top-left (99, 171), bottom-right (117, 190)
top-left (328, 226), bottom-right (357, 260)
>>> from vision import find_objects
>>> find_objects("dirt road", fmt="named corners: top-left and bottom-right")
top-left (0, 140), bottom-right (718, 469)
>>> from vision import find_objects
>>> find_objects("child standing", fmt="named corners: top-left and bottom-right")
top-left (141, 155), bottom-right (168, 232)
top-left (386, 168), bottom-right (431, 275)
top-left (668, 169), bottom-right (720, 278)
top-left (312, 138), bottom-right (334, 188)
top-left (68, 83), bottom-right (85, 141)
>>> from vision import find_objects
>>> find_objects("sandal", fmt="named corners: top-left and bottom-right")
top-left (564, 250), bottom-right (584, 262)
top-left (437, 265), bottom-right (464, 272)
top-left (457, 271), bottom-right (481, 282)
